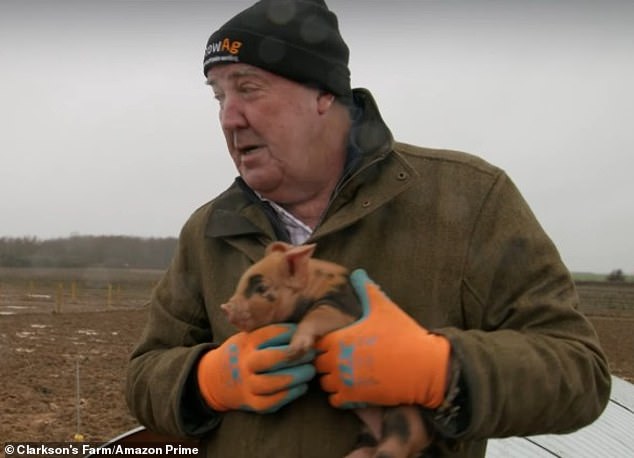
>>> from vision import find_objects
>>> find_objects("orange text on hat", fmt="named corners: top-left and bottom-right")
top-left (206, 38), bottom-right (243, 56)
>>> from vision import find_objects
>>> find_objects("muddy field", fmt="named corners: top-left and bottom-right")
top-left (1, 268), bottom-right (633, 444)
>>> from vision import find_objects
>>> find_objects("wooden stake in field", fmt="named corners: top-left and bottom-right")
top-left (73, 359), bottom-right (84, 442)
top-left (71, 281), bottom-right (78, 302)
top-left (55, 283), bottom-right (64, 313)
top-left (107, 283), bottom-right (113, 308)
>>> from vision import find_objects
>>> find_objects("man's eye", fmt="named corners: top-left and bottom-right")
top-left (238, 84), bottom-right (259, 95)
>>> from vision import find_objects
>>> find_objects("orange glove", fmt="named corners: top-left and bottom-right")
top-left (197, 324), bottom-right (315, 413)
top-left (315, 269), bottom-right (451, 409)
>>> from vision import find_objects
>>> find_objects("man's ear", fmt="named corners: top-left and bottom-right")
top-left (317, 91), bottom-right (336, 114)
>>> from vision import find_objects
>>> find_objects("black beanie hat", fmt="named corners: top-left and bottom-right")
top-left (203, 0), bottom-right (351, 97)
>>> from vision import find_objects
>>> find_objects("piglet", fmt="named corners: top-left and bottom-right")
top-left (221, 242), bottom-right (432, 458)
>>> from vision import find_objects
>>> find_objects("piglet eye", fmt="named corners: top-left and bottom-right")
top-left (244, 274), bottom-right (270, 299)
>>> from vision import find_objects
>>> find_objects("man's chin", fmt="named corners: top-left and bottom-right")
top-left (241, 175), bottom-right (281, 198)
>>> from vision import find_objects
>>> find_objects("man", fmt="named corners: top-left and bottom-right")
top-left (126, 1), bottom-right (611, 456)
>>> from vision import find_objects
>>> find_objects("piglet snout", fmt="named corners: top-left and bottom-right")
top-left (221, 301), bottom-right (258, 331)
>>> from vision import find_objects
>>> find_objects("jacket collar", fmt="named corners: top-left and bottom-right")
top-left (348, 88), bottom-right (394, 166)
top-left (205, 178), bottom-right (283, 240)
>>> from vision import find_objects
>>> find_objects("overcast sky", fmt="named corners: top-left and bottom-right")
top-left (1, 0), bottom-right (632, 274)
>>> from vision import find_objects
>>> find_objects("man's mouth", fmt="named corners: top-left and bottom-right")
top-left (237, 144), bottom-right (263, 156)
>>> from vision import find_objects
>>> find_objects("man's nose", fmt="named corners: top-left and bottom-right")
top-left (219, 94), bottom-right (248, 130)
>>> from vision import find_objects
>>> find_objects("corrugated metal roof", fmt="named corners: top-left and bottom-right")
top-left (487, 375), bottom-right (634, 457)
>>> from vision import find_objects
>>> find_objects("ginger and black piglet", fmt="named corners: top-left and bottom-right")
top-left (221, 242), bottom-right (432, 458)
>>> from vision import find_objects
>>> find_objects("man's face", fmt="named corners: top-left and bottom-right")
top-left (207, 63), bottom-right (338, 204)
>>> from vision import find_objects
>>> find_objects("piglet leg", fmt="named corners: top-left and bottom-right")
top-left (288, 304), bottom-right (355, 359)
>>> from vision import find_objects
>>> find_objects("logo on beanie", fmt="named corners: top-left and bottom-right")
top-left (205, 38), bottom-right (242, 57)
top-left (204, 38), bottom-right (243, 68)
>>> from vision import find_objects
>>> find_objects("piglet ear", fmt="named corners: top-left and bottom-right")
top-left (282, 244), bottom-right (316, 289)
top-left (266, 241), bottom-right (294, 255)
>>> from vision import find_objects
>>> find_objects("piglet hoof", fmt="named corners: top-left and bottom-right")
top-left (287, 335), bottom-right (314, 360)
top-left (286, 347), bottom-right (307, 360)
top-left (286, 344), bottom-right (310, 361)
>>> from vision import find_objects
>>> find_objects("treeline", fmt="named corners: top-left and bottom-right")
top-left (0, 236), bottom-right (177, 269)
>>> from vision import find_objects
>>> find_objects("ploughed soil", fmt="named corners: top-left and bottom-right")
top-left (1, 280), bottom-right (632, 444)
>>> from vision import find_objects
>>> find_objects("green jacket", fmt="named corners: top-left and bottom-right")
top-left (126, 89), bottom-right (610, 457)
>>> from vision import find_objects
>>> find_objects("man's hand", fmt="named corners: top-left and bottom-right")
top-left (197, 324), bottom-right (315, 413)
top-left (315, 269), bottom-right (451, 409)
